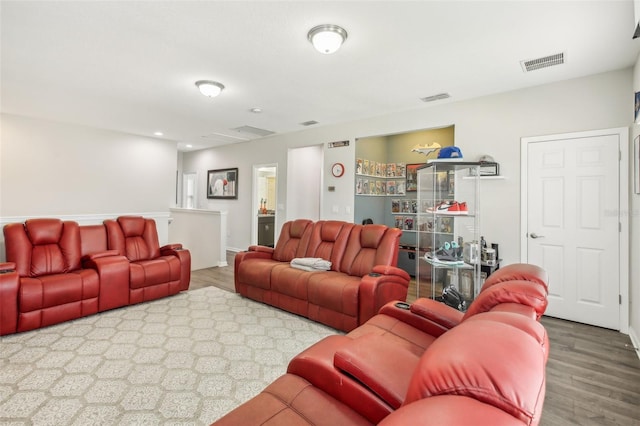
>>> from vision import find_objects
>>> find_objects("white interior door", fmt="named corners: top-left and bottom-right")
top-left (522, 130), bottom-right (626, 330)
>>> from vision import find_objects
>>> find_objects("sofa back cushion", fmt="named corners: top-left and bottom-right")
top-left (4, 219), bottom-right (82, 277)
top-left (105, 216), bottom-right (161, 262)
top-left (404, 318), bottom-right (547, 425)
top-left (339, 225), bottom-right (401, 277)
top-left (79, 224), bottom-right (109, 257)
top-left (302, 221), bottom-right (354, 271)
top-left (462, 280), bottom-right (548, 321)
top-left (480, 263), bottom-right (548, 294)
top-left (272, 219), bottom-right (313, 262)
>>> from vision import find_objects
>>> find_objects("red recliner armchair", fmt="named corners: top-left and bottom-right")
top-left (104, 216), bottom-right (191, 304)
top-left (3, 219), bottom-right (101, 334)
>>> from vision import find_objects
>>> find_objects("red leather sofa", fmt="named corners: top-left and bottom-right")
top-left (0, 216), bottom-right (191, 335)
top-left (212, 263), bottom-right (549, 426)
top-left (234, 219), bottom-right (410, 332)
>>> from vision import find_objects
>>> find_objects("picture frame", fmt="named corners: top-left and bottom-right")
top-left (635, 92), bottom-right (640, 123)
top-left (207, 167), bottom-right (238, 199)
top-left (406, 163), bottom-right (421, 192)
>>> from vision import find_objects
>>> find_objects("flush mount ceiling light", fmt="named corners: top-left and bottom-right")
top-left (307, 24), bottom-right (347, 54)
top-left (195, 80), bottom-right (225, 97)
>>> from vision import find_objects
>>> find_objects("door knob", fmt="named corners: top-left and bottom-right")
top-left (530, 232), bottom-right (545, 239)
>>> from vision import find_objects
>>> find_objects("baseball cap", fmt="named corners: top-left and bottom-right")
top-left (438, 146), bottom-right (463, 159)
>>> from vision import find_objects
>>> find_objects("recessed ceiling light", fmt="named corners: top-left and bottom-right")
top-left (250, 107), bottom-right (262, 113)
top-left (186, 144), bottom-right (193, 148)
top-left (154, 131), bottom-right (163, 136)
top-left (195, 80), bottom-right (225, 97)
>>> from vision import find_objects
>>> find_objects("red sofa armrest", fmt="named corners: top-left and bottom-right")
top-left (333, 333), bottom-right (420, 409)
top-left (374, 298), bottom-right (463, 338)
top-left (247, 245), bottom-right (275, 254)
top-left (82, 250), bottom-right (120, 262)
top-left (287, 335), bottom-right (394, 424)
top-left (0, 263), bottom-right (19, 335)
top-left (160, 245), bottom-right (191, 292)
top-left (161, 243), bottom-right (183, 251)
top-left (82, 254), bottom-right (130, 311)
top-left (358, 265), bottom-right (410, 326)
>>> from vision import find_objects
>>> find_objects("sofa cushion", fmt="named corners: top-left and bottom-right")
top-left (213, 373), bottom-right (373, 426)
top-left (404, 318), bottom-right (546, 425)
top-left (307, 272), bottom-right (360, 317)
top-left (129, 256), bottom-right (180, 289)
top-left (238, 258), bottom-right (283, 290)
top-left (346, 314), bottom-right (437, 356)
top-left (272, 219), bottom-right (313, 262)
top-left (20, 270), bottom-right (99, 312)
top-left (303, 221), bottom-right (354, 271)
top-left (340, 225), bottom-right (401, 277)
top-left (462, 280), bottom-right (548, 321)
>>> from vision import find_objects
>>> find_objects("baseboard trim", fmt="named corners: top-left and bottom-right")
top-left (629, 326), bottom-right (640, 361)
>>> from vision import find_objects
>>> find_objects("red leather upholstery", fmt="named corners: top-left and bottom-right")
top-left (212, 374), bottom-right (372, 426)
top-left (235, 219), bottom-right (409, 332)
top-left (212, 263), bottom-right (549, 426)
top-left (104, 216), bottom-right (189, 304)
top-left (403, 318), bottom-right (547, 425)
top-left (3, 219), bottom-right (100, 333)
top-left (1, 216), bottom-right (191, 335)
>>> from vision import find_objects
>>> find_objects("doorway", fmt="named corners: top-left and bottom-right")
top-left (287, 145), bottom-right (323, 221)
top-left (520, 127), bottom-right (629, 331)
top-left (252, 164), bottom-right (277, 247)
top-left (182, 172), bottom-right (197, 209)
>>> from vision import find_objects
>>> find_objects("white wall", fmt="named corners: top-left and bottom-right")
top-left (184, 69), bottom-right (632, 260)
top-left (0, 114), bottom-right (178, 255)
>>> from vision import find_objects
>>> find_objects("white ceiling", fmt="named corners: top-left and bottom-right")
top-left (2, 1), bottom-right (639, 151)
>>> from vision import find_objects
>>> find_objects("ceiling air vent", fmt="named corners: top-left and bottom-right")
top-left (420, 93), bottom-right (450, 103)
top-left (520, 52), bottom-right (565, 72)
top-left (232, 125), bottom-right (275, 137)
top-left (300, 120), bottom-right (319, 126)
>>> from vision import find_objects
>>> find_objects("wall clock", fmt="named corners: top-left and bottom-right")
top-left (331, 162), bottom-right (345, 177)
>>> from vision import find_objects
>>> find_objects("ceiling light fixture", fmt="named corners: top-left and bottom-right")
top-left (307, 24), bottom-right (347, 54)
top-left (195, 80), bottom-right (225, 97)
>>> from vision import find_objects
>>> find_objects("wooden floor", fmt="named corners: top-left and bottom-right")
top-left (191, 254), bottom-right (640, 426)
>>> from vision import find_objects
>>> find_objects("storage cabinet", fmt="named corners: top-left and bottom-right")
top-left (258, 215), bottom-right (275, 247)
top-left (416, 161), bottom-right (481, 309)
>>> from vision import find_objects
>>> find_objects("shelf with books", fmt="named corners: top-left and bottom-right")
top-left (355, 177), bottom-right (406, 196)
top-left (355, 158), bottom-right (407, 179)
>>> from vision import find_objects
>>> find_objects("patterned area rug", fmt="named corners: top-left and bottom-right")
top-left (0, 286), bottom-right (339, 425)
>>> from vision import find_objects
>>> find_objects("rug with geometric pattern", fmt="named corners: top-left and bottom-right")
top-left (0, 286), bottom-right (339, 425)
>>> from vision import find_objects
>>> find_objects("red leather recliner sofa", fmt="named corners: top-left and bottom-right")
top-left (212, 263), bottom-right (549, 426)
top-left (0, 216), bottom-right (191, 335)
top-left (234, 219), bottom-right (410, 332)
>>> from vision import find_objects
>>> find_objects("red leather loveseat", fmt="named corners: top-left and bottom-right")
top-left (234, 219), bottom-right (410, 332)
top-left (0, 216), bottom-right (190, 335)
top-left (212, 263), bottom-right (549, 426)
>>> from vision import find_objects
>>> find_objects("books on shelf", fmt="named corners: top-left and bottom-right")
top-left (355, 158), bottom-right (406, 177)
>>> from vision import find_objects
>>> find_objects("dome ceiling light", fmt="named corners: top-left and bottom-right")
top-left (307, 24), bottom-right (348, 54)
top-left (195, 80), bottom-right (225, 97)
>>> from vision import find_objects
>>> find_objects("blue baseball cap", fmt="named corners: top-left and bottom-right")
top-left (438, 146), bottom-right (463, 159)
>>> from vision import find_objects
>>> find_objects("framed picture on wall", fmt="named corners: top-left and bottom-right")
top-left (207, 168), bottom-right (238, 199)
top-left (635, 92), bottom-right (640, 123)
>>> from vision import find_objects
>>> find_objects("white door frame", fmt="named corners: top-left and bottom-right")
top-left (251, 163), bottom-right (278, 246)
top-left (520, 127), bottom-right (629, 333)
